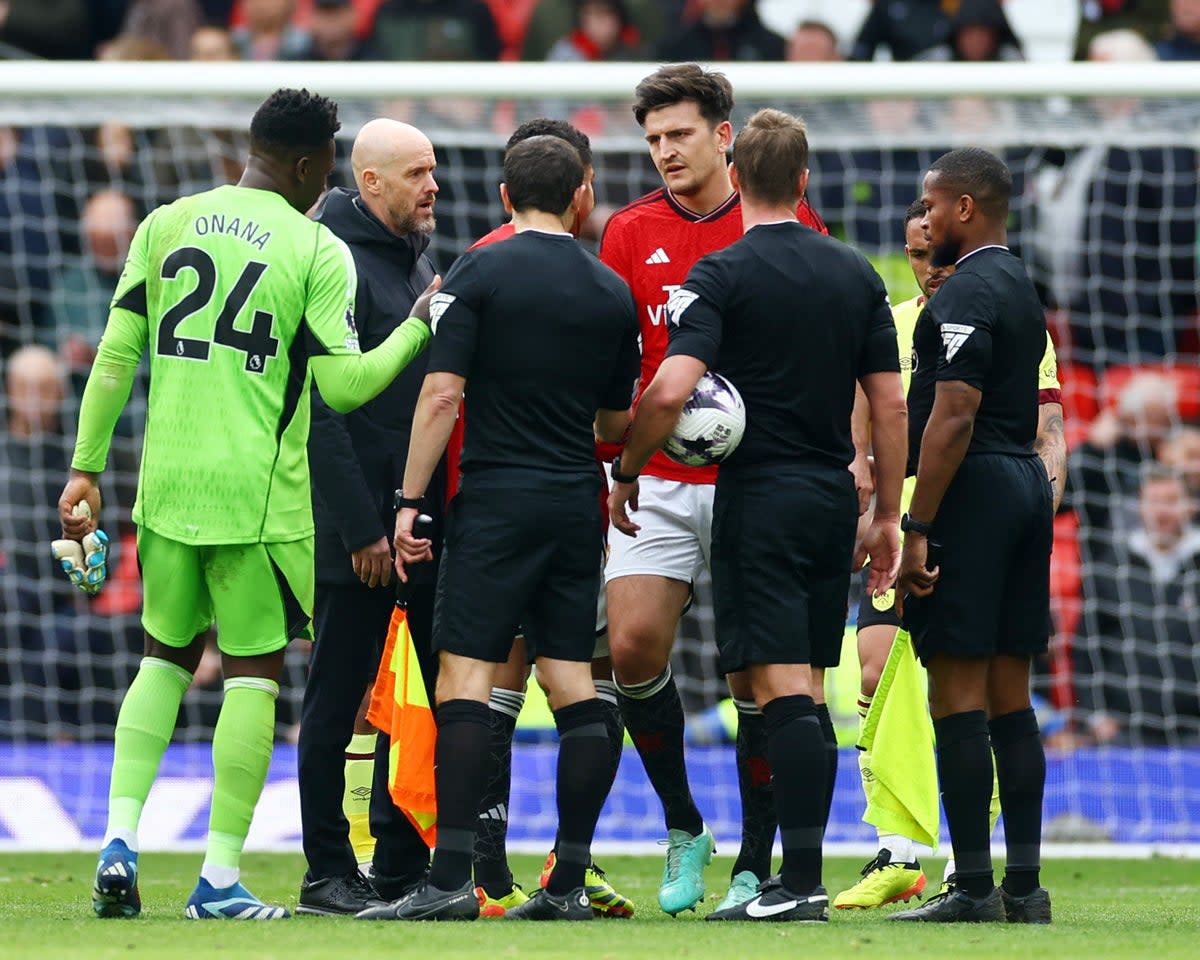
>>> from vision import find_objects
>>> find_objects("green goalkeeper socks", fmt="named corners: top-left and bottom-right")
top-left (104, 656), bottom-right (193, 850)
top-left (201, 677), bottom-right (279, 888)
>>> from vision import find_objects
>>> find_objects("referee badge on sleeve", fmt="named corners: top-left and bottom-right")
top-left (940, 323), bottom-right (975, 361)
top-left (428, 293), bottom-right (456, 334)
top-left (665, 288), bottom-right (699, 326)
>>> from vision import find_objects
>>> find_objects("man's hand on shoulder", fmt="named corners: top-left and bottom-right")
top-left (410, 275), bottom-right (443, 325)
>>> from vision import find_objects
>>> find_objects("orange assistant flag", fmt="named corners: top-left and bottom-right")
top-left (366, 603), bottom-right (437, 846)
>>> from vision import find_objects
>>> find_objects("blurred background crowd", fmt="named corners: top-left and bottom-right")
top-left (1, 0), bottom-right (1198, 750)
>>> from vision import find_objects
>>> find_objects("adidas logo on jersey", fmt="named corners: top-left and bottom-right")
top-left (940, 323), bottom-right (975, 361)
top-left (645, 247), bottom-right (671, 264)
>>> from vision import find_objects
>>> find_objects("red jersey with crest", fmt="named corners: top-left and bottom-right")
top-left (599, 189), bottom-right (828, 483)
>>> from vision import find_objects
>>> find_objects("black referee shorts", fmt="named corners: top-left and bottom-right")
top-left (434, 471), bottom-right (602, 665)
top-left (902, 453), bottom-right (1052, 665)
top-left (711, 464), bottom-right (858, 675)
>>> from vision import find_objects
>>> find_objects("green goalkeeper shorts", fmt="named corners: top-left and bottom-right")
top-left (137, 526), bottom-right (314, 656)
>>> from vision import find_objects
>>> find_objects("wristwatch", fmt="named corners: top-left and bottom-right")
top-left (394, 489), bottom-right (423, 511)
top-left (611, 457), bottom-right (639, 485)
top-left (900, 513), bottom-right (933, 536)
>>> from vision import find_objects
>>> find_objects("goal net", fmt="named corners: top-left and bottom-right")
top-left (1, 62), bottom-right (1198, 853)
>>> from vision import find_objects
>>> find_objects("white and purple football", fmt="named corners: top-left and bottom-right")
top-left (663, 371), bottom-right (746, 467)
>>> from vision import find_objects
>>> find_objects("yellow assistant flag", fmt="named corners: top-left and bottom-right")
top-left (366, 604), bottom-right (437, 847)
top-left (857, 628), bottom-right (940, 851)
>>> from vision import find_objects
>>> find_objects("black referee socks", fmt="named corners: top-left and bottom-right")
top-left (934, 710), bottom-right (994, 896)
top-left (990, 707), bottom-right (1045, 897)
top-left (762, 694), bottom-right (827, 895)
top-left (428, 698), bottom-right (492, 890)
top-left (548, 698), bottom-right (611, 894)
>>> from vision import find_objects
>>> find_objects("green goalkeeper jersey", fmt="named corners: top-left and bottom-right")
top-left (104, 184), bottom-right (362, 545)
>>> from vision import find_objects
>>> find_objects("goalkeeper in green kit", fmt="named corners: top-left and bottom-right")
top-left (54, 89), bottom-right (437, 921)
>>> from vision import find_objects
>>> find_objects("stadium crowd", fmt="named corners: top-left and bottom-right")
top-left (1, 0), bottom-right (1199, 760)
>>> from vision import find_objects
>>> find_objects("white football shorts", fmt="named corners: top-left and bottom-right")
top-left (604, 475), bottom-right (713, 585)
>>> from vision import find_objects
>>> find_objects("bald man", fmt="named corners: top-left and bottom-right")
top-left (297, 118), bottom-right (441, 917)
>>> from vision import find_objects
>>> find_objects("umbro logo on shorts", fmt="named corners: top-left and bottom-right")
top-left (940, 323), bottom-right (975, 361)
top-left (645, 247), bottom-right (671, 264)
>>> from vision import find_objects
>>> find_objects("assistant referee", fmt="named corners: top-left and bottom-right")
top-left (363, 135), bottom-right (640, 923)
top-left (891, 148), bottom-right (1053, 925)
top-left (609, 108), bottom-right (908, 923)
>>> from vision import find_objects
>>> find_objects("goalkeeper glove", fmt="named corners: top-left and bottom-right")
top-left (51, 502), bottom-right (110, 595)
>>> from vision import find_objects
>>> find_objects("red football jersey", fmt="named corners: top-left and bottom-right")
top-left (599, 189), bottom-right (828, 483)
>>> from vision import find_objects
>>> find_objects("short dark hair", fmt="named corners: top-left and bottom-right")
top-left (731, 108), bottom-right (808, 207)
top-left (632, 62), bottom-right (734, 128)
top-left (503, 135), bottom-right (584, 215)
top-left (903, 198), bottom-right (926, 228)
top-left (927, 147), bottom-right (1011, 222)
top-left (506, 118), bottom-right (592, 168)
top-left (250, 88), bottom-right (340, 159)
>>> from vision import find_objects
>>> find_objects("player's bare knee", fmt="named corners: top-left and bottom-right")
top-left (222, 646), bottom-right (286, 682)
top-left (724, 669), bottom-right (753, 701)
top-left (747, 662), bottom-right (813, 708)
top-left (536, 658), bottom-right (595, 711)
top-left (144, 628), bottom-right (208, 675)
top-left (859, 660), bottom-right (884, 698)
top-left (435, 652), bottom-right (494, 705)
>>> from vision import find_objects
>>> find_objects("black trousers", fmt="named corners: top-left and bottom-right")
top-left (298, 579), bottom-right (438, 881)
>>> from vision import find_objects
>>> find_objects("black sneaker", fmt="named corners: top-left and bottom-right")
top-left (1001, 886), bottom-right (1053, 924)
top-left (504, 887), bottom-right (593, 921)
top-left (355, 879), bottom-right (478, 921)
top-left (297, 872), bottom-right (386, 916)
top-left (888, 881), bottom-right (1005, 922)
top-left (705, 877), bottom-right (829, 922)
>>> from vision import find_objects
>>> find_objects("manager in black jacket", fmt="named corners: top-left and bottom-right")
top-left (297, 118), bottom-right (443, 916)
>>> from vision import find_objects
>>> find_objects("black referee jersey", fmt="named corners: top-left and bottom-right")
top-left (428, 229), bottom-right (640, 479)
top-left (666, 219), bottom-right (900, 673)
top-left (902, 244), bottom-right (1052, 662)
top-left (907, 245), bottom-right (1044, 474)
top-left (666, 220), bottom-right (899, 471)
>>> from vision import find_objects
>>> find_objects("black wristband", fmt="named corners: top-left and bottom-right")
top-left (394, 489), bottom-right (423, 511)
top-left (901, 512), bottom-right (933, 536)
top-left (611, 458), bottom-right (639, 485)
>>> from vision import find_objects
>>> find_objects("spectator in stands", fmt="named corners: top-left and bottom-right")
top-left (0, 0), bottom-right (91, 58)
top-left (522, 0), bottom-right (665, 60)
top-left (371, 0), bottom-right (502, 61)
top-left (1073, 0), bottom-right (1170, 60)
top-left (1073, 465), bottom-right (1200, 746)
top-left (190, 23), bottom-right (239, 60)
top-left (0, 125), bottom-right (73, 345)
top-left (1155, 0), bottom-right (1200, 57)
top-left (51, 189), bottom-right (136, 372)
top-left (1160, 424), bottom-right (1200, 503)
top-left (1030, 29), bottom-right (1197, 366)
top-left (547, 0), bottom-right (644, 61)
top-left (301, 0), bottom-right (378, 60)
top-left (121, 0), bottom-right (204, 60)
top-left (657, 0), bottom-right (785, 61)
top-left (232, 0), bottom-right (310, 60)
top-left (849, 0), bottom-right (949, 61)
top-left (0, 345), bottom-right (73, 733)
top-left (786, 19), bottom-right (841, 61)
top-left (917, 0), bottom-right (1024, 62)
top-left (1066, 372), bottom-right (1181, 563)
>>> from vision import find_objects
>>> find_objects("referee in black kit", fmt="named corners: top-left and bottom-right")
top-left (609, 108), bottom-right (909, 923)
top-left (891, 148), bottom-right (1053, 924)
top-left (360, 135), bottom-right (640, 922)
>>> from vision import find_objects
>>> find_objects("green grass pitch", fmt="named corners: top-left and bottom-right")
top-left (5, 853), bottom-right (1199, 959)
